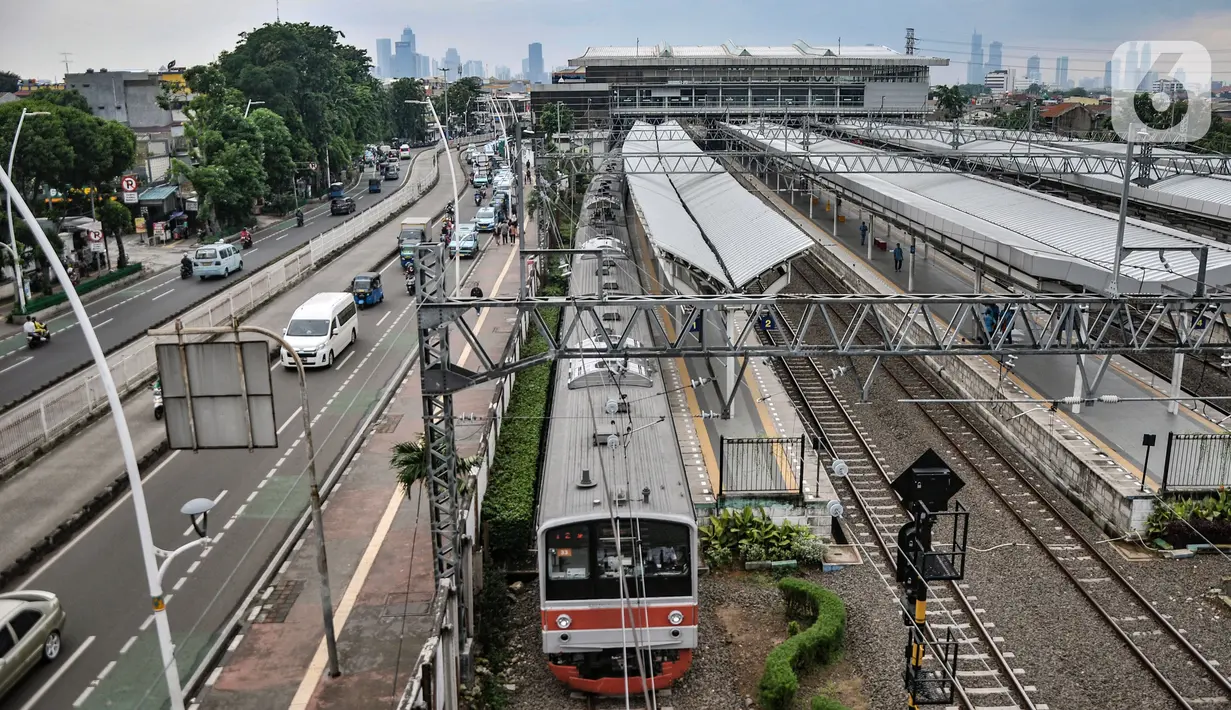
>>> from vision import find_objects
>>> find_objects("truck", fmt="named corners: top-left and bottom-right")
top-left (397, 217), bottom-right (431, 246)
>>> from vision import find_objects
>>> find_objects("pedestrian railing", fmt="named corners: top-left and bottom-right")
top-left (1160, 432), bottom-right (1231, 493)
top-left (0, 137), bottom-right (493, 477)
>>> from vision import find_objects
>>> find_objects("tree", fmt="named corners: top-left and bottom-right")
top-left (388, 78), bottom-right (428, 141)
top-left (25, 88), bottom-right (91, 112)
top-left (390, 435), bottom-right (480, 497)
top-left (98, 199), bottom-right (134, 268)
top-left (932, 85), bottom-right (965, 120)
top-left (248, 107), bottom-right (297, 206)
top-left (535, 102), bottom-right (575, 142)
top-left (0, 71), bottom-right (19, 93)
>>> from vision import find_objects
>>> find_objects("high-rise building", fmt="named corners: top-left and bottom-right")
top-left (986, 41), bottom-right (1002, 73)
top-left (1025, 55), bottom-right (1041, 83)
top-left (1139, 42), bottom-right (1155, 91)
top-left (495, 65), bottom-right (512, 81)
top-left (442, 48), bottom-right (462, 77)
top-left (393, 41), bottom-right (413, 78)
top-left (1124, 42), bottom-right (1139, 90)
top-left (521, 58), bottom-right (529, 79)
top-left (462, 60), bottom-right (484, 78)
top-left (400, 27), bottom-right (416, 57)
top-left (984, 69), bottom-right (1014, 97)
top-left (1054, 56), bottom-right (1069, 89)
top-left (432, 58), bottom-right (440, 76)
top-left (529, 42), bottom-right (545, 83)
top-left (376, 39), bottom-right (393, 79)
top-left (418, 55), bottom-right (430, 79)
top-left (1104, 60), bottom-right (1114, 91)
top-left (967, 31), bottom-right (983, 85)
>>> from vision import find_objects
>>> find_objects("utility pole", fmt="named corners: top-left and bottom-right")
top-left (60, 52), bottom-right (74, 76)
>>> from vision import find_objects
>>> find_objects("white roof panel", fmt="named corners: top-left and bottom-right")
top-left (624, 121), bottom-right (814, 289)
top-left (729, 122), bottom-right (1231, 294)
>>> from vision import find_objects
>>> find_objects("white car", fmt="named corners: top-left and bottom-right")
top-left (280, 293), bottom-right (359, 369)
top-left (474, 207), bottom-right (497, 232)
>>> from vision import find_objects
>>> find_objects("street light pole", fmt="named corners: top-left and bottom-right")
top-left (440, 67), bottom-right (452, 140)
top-left (6, 108), bottom-right (50, 314)
top-left (408, 99), bottom-right (460, 296)
top-left (0, 163), bottom-right (189, 710)
top-left (244, 99), bottom-right (266, 118)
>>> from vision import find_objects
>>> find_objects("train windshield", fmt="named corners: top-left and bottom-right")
top-left (543, 520), bottom-right (692, 601)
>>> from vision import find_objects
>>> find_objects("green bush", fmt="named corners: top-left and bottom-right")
top-left (810, 695), bottom-right (852, 710)
top-left (700, 507), bottom-right (825, 568)
top-left (482, 267), bottom-right (565, 562)
top-left (757, 577), bottom-right (847, 710)
top-left (1146, 488), bottom-right (1231, 545)
top-left (13, 263), bottom-right (143, 316)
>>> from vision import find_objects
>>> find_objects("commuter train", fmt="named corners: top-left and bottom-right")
top-left (536, 164), bottom-right (699, 695)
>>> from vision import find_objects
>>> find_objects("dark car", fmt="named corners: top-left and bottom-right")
top-left (330, 197), bottom-right (356, 215)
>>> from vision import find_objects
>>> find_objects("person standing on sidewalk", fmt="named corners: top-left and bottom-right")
top-left (892, 243), bottom-right (904, 272)
top-left (859, 220), bottom-right (868, 245)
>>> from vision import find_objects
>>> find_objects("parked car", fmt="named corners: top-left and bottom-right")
top-left (0, 591), bottom-right (67, 699)
top-left (331, 197), bottom-right (357, 215)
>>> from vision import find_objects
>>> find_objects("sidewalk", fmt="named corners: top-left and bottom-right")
top-left (193, 230), bottom-right (527, 709)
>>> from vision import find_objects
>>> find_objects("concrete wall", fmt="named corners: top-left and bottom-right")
top-left (864, 81), bottom-right (930, 112)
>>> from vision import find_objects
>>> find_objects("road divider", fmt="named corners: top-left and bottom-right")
top-left (0, 136), bottom-right (493, 483)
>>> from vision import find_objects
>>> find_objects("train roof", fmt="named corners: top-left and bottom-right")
top-left (537, 162), bottom-right (695, 528)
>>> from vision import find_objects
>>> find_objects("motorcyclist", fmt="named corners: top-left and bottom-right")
top-left (22, 316), bottom-right (37, 338)
top-left (181, 253), bottom-right (193, 272)
top-left (474, 191), bottom-right (482, 206)
top-left (295, 208), bottom-right (305, 227)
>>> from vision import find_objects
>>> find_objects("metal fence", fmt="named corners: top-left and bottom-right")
top-left (718, 434), bottom-right (806, 502)
top-left (0, 138), bottom-right (491, 476)
top-left (1161, 432), bottom-right (1231, 493)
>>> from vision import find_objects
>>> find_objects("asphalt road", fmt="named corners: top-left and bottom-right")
top-left (0, 171), bottom-right (491, 710)
top-left (0, 151), bottom-right (426, 409)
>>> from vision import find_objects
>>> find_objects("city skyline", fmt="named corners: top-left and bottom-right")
top-left (375, 31), bottom-right (545, 81)
top-left (3, 0), bottom-right (1230, 85)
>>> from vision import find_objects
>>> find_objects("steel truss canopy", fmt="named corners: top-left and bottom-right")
top-left (421, 293), bottom-right (1231, 394)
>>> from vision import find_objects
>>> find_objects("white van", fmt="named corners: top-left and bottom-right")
top-left (280, 293), bottom-right (359, 369)
top-left (193, 243), bottom-right (243, 279)
top-left (399, 144), bottom-right (412, 160)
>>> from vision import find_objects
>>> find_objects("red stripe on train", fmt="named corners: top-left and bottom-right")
top-left (541, 605), bottom-right (698, 630)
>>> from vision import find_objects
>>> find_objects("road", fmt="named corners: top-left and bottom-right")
top-left (0, 159), bottom-right (494, 710)
top-left (0, 151), bottom-right (427, 409)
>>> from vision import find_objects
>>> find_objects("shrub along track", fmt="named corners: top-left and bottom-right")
top-left (772, 255), bottom-right (1231, 710)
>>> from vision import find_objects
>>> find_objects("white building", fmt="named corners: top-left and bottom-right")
top-left (1151, 77), bottom-right (1185, 97)
top-left (984, 69), bottom-right (1015, 97)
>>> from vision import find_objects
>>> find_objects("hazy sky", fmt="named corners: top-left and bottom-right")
top-left (2, 0), bottom-right (1229, 84)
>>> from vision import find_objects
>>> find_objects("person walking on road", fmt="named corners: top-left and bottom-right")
top-left (470, 284), bottom-right (484, 314)
top-left (859, 221), bottom-right (868, 245)
top-left (892, 243), bottom-right (904, 272)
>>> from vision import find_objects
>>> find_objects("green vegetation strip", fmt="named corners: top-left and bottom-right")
top-left (12, 263), bottom-right (143, 316)
top-left (758, 577), bottom-right (850, 710)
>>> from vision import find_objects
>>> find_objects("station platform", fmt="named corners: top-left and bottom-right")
top-left (737, 166), bottom-right (1226, 531)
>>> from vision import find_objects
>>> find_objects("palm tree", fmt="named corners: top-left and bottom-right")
top-left (933, 85), bottom-right (966, 120)
top-left (391, 435), bottom-right (481, 498)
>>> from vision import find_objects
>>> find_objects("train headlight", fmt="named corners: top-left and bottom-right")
top-left (555, 614), bottom-right (572, 629)
top-left (667, 610), bottom-right (684, 626)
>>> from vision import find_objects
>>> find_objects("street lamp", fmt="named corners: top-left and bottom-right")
top-left (6, 108), bottom-right (50, 314)
top-left (0, 163), bottom-right (192, 709)
top-left (407, 99), bottom-right (460, 296)
top-left (440, 67), bottom-right (452, 140)
top-left (244, 99), bottom-right (265, 118)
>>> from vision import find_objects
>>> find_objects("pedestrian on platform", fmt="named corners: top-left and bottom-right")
top-left (470, 284), bottom-right (483, 313)
top-left (859, 221), bottom-right (868, 245)
top-left (892, 243), bottom-right (904, 272)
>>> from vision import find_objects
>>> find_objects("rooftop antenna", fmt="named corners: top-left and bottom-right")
top-left (59, 51), bottom-right (74, 76)
top-left (905, 28), bottom-right (916, 56)
top-left (276, 0), bottom-right (280, 21)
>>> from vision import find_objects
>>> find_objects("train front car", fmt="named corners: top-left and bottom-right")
top-left (536, 165), bottom-right (699, 696)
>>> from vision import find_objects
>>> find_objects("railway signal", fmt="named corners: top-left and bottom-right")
top-left (892, 449), bottom-right (969, 707)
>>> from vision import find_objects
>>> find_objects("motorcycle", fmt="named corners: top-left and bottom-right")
top-left (240, 231), bottom-right (253, 249)
top-left (445, 202), bottom-right (455, 218)
top-left (405, 273), bottom-right (416, 296)
top-left (180, 261), bottom-right (193, 279)
top-left (26, 324), bottom-right (51, 349)
top-left (296, 212), bottom-right (305, 228)
top-left (474, 192), bottom-right (482, 206)
top-left (152, 383), bottom-right (165, 420)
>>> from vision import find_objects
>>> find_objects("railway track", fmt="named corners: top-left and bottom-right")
top-left (764, 255), bottom-right (1231, 709)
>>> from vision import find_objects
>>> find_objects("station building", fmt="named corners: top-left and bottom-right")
top-left (530, 41), bottom-right (947, 129)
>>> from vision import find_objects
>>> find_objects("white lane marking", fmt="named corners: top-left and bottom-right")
top-left (0, 356), bottom-right (33, 375)
top-left (97, 660), bottom-right (117, 680)
top-left (173, 576), bottom-right (187, 591)
top-left (19, 451), bottom-right (182, 589)
top-left (94, 318), bottom-right (113, 328)
top-left (228, 634), bottom-right (244, 652)
top-left (276, 407), bottom-right (302, 436)
top-left (376, 312), bottom-right (391, 327)
top-left (337, 351), bottom-right (355, 369)
top-left (275, 233), bottom-right (288, 240)
top-left (72, 686), bottom-right (94, 707)
top-left (205, 666), bottom-right (224, 687)
top-left (150, 288), bottom-right (175, 301)
top-left (119, 635), bottom-right (137, 655)
top-left (186, 560), bottom-right (200, 574)
top-left (17, 635), bottom-right (95, 710)
top-left (139, 614), bottom-right (154, 631)
top-left (246, 249), bottom-right (259, 256)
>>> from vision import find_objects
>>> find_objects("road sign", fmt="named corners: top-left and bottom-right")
top-left (122, 191), bottom-right (139, 204)
top-left (121, 175), bottom-right (138, 192)
top-left (88, 231), bottom-right (106, 253)
top-left (87, 229), bottom-right (103, 243)
top-left (308, 162), bottom-right (318, 171)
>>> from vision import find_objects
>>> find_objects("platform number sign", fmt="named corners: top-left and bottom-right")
top-left (1192, 309), bottom-right (1212, 329)
top-left (759, 312), bottom-right (777, 331)
top-left (689, 315), bottom-right (702, 334)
